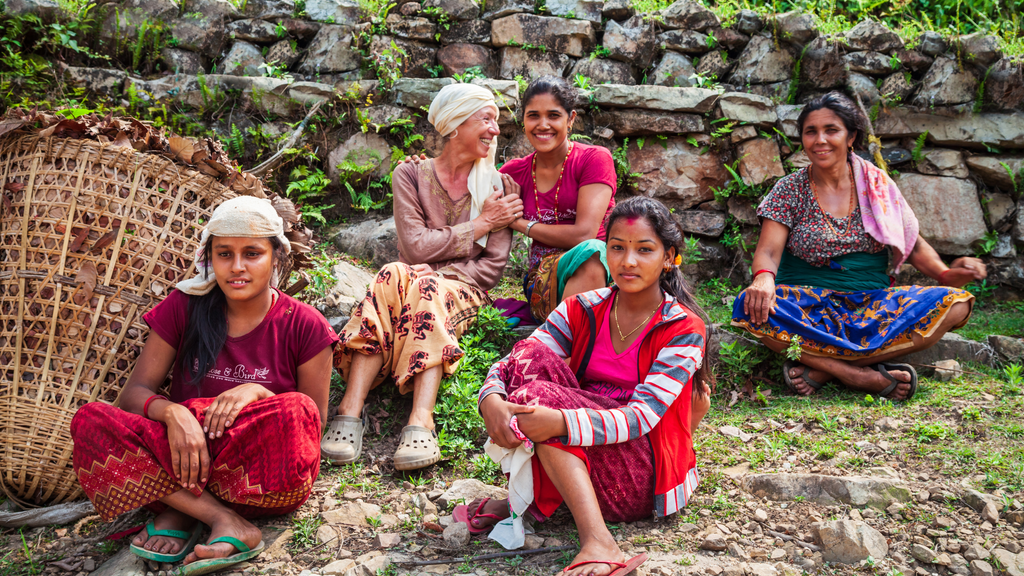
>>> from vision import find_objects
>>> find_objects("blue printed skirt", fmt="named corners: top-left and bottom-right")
top-left (731, 285), bottom-right (974, 358)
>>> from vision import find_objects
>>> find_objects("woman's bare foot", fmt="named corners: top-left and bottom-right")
top-left (132, 508), bottom-right (198, 555)
top-left (851, 366), bottom-right (913, 400)
top-left (563, 537), bottom-right (626, 576)
top-left (183, 510), bottom-right (262, 564)
top-left (788, 365), bottom-right (833, 396)
top-left (465, 498), bottom-right (510, 531)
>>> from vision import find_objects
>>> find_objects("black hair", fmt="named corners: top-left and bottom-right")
top-left (521, 75), bottom-right (579, 116)
top-left (606, 196), bottom-right (712, 399)
top-left (796, 90), bottom-right (868, 151)
top-left (178, 235), bottom-right (288, 387)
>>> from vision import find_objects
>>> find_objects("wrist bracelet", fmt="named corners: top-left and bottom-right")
top-left (939, 269), bottom-right (951, 285)
top-left (525, 220), bottom-right (538, 238)
top-left (143, 394), bottom-right (169, 419)
top-left (754, 269), bottom-right (776, 281)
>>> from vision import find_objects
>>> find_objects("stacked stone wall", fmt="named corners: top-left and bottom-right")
top-left (16, 0), bottom-right (1024, 293)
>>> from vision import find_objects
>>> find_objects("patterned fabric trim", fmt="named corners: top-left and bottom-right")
top-left (207, 463), bottom-right (313, 510)
top-left (654, 466), bottom-right (700, 517)
top-left (76, 448), bottom-right (184, 521)
top-left (420, 160), bottom-right (472, 225)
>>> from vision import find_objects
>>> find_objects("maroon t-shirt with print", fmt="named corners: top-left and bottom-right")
top-left (143, 289), bottom-right (339, 402)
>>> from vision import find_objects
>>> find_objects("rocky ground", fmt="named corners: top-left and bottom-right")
top-left (2, 362), bottom-right (1022, 576)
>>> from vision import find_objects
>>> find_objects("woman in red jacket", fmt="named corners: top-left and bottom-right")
top-left (470, 197), bottom-right (712, 576)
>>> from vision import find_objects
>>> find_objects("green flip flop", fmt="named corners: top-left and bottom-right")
top-left (130, 521), bottom-right (204, 563)
top-left (175, 536), bottom-right (265, 576)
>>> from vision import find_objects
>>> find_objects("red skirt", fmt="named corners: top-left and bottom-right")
top-left (71, 392), bottom-right (321, 521)
top-left (498, 340), bottom-right (655, 523)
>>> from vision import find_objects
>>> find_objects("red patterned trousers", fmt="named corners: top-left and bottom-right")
top-left (71, 392), bottom-right (320, 521)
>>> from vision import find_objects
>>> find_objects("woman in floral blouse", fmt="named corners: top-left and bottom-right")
top-left (731, 91), bottom-right (985, 400)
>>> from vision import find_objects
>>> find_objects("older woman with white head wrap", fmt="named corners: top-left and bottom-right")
top-left (324, 84), bottom-right (522, 471)
top-left (71, 196), bottom-right (339, 574)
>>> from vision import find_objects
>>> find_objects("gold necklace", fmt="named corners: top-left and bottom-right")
top-left (807, 162), bottom-right (857, 238)
top-left (531, 142), bottom-right (574, 219)
top-left (613, 296), bottom-right (661, 342)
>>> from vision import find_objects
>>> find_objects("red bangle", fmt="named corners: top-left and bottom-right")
top-left (754, 269), bottom-right (776, 280)
top-left (143, 395), bottom-right (169, 419)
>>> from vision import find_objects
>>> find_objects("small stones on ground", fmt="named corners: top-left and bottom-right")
top-left (321, 559), bottom-right (356, 576)
top-left (911, 544), bottom-right (938, 564)
top-left (523, 534), bottom-right (544, 550)
top-left (934, 359), bottom-right (962, 382)
top-left (374, 533), bottom-right (401, 548)
top-left (754, 509), bottom-right (769, 523)
top-left (702, 533), bottom-right (729, 551)
top-left (981, 501), bottom-right (1000, 524)
top-left (83, 558), bottom-right (96, 571)
top-left (442, 521), bottom-right (471, 548)
top-left (970, 560), bottom-right (994, 576)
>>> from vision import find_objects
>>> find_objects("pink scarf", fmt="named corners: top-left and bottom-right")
top-left (850, 153), bottom-right (919, 272)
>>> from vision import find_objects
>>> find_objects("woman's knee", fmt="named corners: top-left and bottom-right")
top-left (945, 301), bottom-right (971, 327)
top-left (572, 254), bottom-right (607, 282)
top-left (71, 402), bottom-right (121, 438)
top-left (261, 393), bottom-right (321, 437)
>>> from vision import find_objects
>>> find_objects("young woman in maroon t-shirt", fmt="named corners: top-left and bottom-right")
top-left (501, 76), bottom-right (617, 322)
top-left (70, 197), bottom-right (338, 575)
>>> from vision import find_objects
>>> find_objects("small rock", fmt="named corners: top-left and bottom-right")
top-left (964, 544), bottom-right (990, 561)
top-left (702, 533), bottom-right (729, 551)
top-left (523, 534), bottom-right (544, 550)
top-left (934, 359), bottom-right (962, 382)
top-left (443, 522), bottom-right (471, 548)
top-left (911, 544), bottom-right (938, 564)
top-left (982, 501), bottom-right (1000, 524)
top-left (436, 479), bottom-right (508, 510)
top-left (729, 542), bottom-right (749, 559)
top-left (754, 509), bottom-right (769, 523)
top-left (375, 533), bottom-right (401, 548)
top-left (322, 559), bottom-right (356, 576)
top-left (875, 417), bottom-right (901, 431)
top-left (316, 524), bottom-right (339, 545)
top-left (971, 560), bottom-right (994, 576)
top-left (916, 491), bottom-right (931, 503)
top-left (83, 558), bottom-right (97, 572)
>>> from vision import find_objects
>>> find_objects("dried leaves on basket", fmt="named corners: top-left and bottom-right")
top-left (0, 108), bottom-right (313, 268)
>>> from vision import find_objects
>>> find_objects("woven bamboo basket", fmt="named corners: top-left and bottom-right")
top-left (0, 135), bottom-right (243, 505)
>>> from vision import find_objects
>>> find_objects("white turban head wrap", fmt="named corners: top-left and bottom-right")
top-left (427, 83), bottom-right (503, 247)
top-left (176, 196), bottom-right (291, 296)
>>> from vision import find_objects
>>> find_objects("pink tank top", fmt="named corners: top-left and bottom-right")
top-left (583, 295), bottom-right (660, 401)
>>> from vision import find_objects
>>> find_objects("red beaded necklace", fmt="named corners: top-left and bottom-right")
top-left (531, 142), bottom-right (574, 218)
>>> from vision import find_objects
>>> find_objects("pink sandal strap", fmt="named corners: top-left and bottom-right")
top-left (564, 560), bottom-right (627, 572)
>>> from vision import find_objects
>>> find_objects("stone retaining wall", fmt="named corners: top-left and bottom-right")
top-left (17, 0), bottom-right (1024, 293)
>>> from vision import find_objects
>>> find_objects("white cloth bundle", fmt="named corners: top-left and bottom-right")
top-left (483, 415), bottom-right (535, 550)
top-left (175, 196), bottom-right (291, 296)
top-left (427, 83), bottom-right (503, 248)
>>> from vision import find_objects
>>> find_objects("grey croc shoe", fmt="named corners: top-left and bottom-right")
top-left (321, 409), bottom-right (366, 465)
top-left (393, 425), bottom-right (441, 471)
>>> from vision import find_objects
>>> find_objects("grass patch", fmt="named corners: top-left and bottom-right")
top-left (957, 301), bottom-right (1024, 342)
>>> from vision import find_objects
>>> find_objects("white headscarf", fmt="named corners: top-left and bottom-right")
top-left (427, 83), bottom-right (503, 248)
top-left (175, 196), bottom-right (291, 296)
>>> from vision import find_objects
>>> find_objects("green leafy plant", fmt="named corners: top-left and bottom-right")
top-left (889, 53), bottom-right (902, 70)
top-left (286, 166), bottom-right (336, 224)
top-left (681, 236), bottom-right (704, 265)
top-left (612, 138), bottom-right (641, 192)
top-left (453, 65), bottom-right (486, 83)
top-left (369, 40), bottom-right (407, 90)
top-left (974, 230), bottom-right (999, 257)
top-left (572, 73), bottom-right (593, 90)
top-left (589, 45), bottom-right (612, 59)
top-left (785, 335), bottom-right (803, 361)
top-left (911, 131), bottom-right (929, 162)
top-left (687, 71), bottom-right (721, 90)
top-left (999, 161), bottom-right (1024, 193)
top-left (965, 279), bottom-right (996, 301)
top-left (227, 124), bottom-right (245, 159)
top-left (716, 339), bottom-right (771, 389)
top-left (435, 306), bottom-right (516, 456)
top-left (290, 515), bottom-right (324, 550)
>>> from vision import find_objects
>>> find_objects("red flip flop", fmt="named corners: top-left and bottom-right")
top-left (452, 497), bottom-right (506, 534)
top-left (562, 553), bottom-right (648, 575)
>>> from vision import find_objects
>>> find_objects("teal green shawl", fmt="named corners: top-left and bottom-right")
top-left (775, 250), bottom-right (890, 292)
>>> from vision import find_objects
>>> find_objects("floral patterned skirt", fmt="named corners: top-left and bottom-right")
top-left (731, 284), bottom-right (974, 358)
top-left (334, 262), bottom-right (487, 394)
